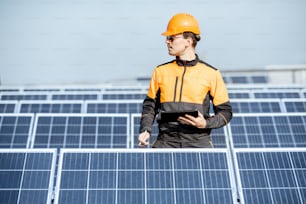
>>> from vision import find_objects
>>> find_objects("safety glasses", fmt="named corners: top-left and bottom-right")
top-left (166, 35), bottom-right (183, 42)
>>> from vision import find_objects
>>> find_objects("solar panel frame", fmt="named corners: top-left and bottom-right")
top-left (18, 100), bottom-right (84, 113)
top-left (0, 113), bottom-right (35, 148)
top-left (282, 98), bottom-right (306, 112)
top-left (0, 148), bottom-right (57, 204)
top-left (31, 113), bottom-right (131, 149)
top-left (227, 113), bottom-right (306, 148)
top-left (230, 99), bottom-right (284, 113)
top-left (54, 148), bottom-right (237, 204)
top-left (233, 148), bottom-right (306, 204)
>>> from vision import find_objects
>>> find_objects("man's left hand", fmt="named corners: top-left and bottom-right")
top-left (178, 111), bottom-right (206, 128)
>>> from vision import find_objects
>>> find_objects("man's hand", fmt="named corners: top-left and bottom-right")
top-left (177, 111), bottom-right (206, 128)
top-left (138, 131), bottom-right (150, 147)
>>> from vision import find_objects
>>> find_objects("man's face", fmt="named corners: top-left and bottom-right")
top-left (165, 34), bottom-right (189, 56)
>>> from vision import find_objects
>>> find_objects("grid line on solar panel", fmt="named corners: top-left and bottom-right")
top-left (231, 99), bottom-right (283, 113)
top-left (19, 100), bottom-right (84, 113)
top-left (130, 114), bottom-right (229, 148)
top-left (85, 100), bottom-right (142, 113)
top-left (0, 113), bottom-right (34, 148)
top-left (228, 113), bottom-right (306, 148)
top-left (31, 113), bottom-right (130, 149)
top-left (233, 148), bottom-right (306, 204)
top-left (0, 149), bottom-right (57, 204)
top-left (54, 149), bottom-right (236, 204)
top-left (282, 98), bottom-right (306, 112)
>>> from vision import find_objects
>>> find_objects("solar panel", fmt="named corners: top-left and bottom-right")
top-left (230, 76), bottom-right (248, 84)
top-left (131, 114), bottom-right (228, 148)
top-left (0, 101), bottom-right (17, 113)
top-left (251, 76), bottom-right (268, 83)
top-left (32, 114), bottom-right (130, 149)
top-left (228, 113), bottom-right (306, 148)
top-left (54, 149), bottom-right (236, 204)
top-left (101, 92), bottom-right (147, 100)
top-left (234, 148), bottom-right (306, 204)
top-left (0, 149), bottom-right (57, 204)
top-left (86, 100), bottom-right (142, 113)
top-left (231, 99), bottom-right (283, 113)
top-left (19, 101), bottom-right (83, 113)
top-left (228, 91), bottom-right (251, 99)
top-left (0, 114), bottom-right (34, 148)
top-left (1, 94), bottom-right (48, 100)
top-left (253, 90), bottom-right (301, 99)
top-left (282, 98), bottom-right (306, 112)
top-left (51, 93), bottom-right (99, 100)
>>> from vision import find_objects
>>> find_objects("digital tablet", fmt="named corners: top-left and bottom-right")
top-left (160, 110), bottom-right (198, 122)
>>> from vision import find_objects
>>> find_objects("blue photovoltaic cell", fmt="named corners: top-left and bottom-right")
top-left (55, 149), bottom-right (234, 204)
top-left (0, 114), bottom-right (34, 148)
top-left (235, 150), bottom-right (306, 204)
top-left (32, 114), bottom-right (129, 149)
top-left (229, 113), bottom-right (306, 148)
top-left (231, 100), bottom-right (282, 113)
top-left (0, 149), bottom-right (56, 204)
top-left (86, 101), bottom-right (142, 113)
top-left (0, 102), bottom-right (16, 113)
top-left (283, 99), bottom-right (306, 112)
top-left (131, 115), bottom-right (227, 148)
top-left (20, 102), bottom-right (82, 113)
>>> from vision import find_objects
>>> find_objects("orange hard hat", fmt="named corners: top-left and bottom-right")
top-left (162, 13), bottom-right (201, 36)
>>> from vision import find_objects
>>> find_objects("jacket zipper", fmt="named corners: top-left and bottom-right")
top-left (179, 62), bottom-right (187, 102)
top-left (173, 76), bottom-right (178, 101)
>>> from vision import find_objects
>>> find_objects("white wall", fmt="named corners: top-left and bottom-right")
top-left (0, 0), bottom-right (305, 85)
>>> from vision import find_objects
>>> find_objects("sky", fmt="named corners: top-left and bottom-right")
top-left (0, 0), bottom-right (305, 85)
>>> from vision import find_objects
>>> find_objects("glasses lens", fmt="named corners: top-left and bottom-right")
top-left (166, 36), bottom-right (174, 41)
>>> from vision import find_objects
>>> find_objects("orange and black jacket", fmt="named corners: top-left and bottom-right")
top-left (140, 55), bottom-right (232, 143)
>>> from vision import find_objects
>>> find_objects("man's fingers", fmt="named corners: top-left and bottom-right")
top-left (138, 131), bottom-right (150, 147)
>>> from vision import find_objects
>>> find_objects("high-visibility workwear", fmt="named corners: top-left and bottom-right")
top-left (139, 55), bottom-right (232, 148)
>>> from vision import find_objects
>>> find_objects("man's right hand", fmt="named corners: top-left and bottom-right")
top-left (138, 131), bottom-right (150, 147)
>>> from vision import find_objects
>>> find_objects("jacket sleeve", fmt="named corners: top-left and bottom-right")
top-left (139, 69), bottom-right (161, 133)
top-left (139, 93), bottom-right (160, 133)
top-left (205, 70), bottom-right (233, 129)
top-left (205, 101), bottom-right (232, 129)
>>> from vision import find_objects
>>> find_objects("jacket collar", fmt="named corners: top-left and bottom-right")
top-left (176, 54), bottom-right (199, 67)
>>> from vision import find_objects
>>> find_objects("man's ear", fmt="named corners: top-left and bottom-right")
top-left (186, 37), bottom-right (193, 47)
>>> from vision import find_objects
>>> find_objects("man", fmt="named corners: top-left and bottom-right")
top-left (138, 13), bottom-right (232, 148)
